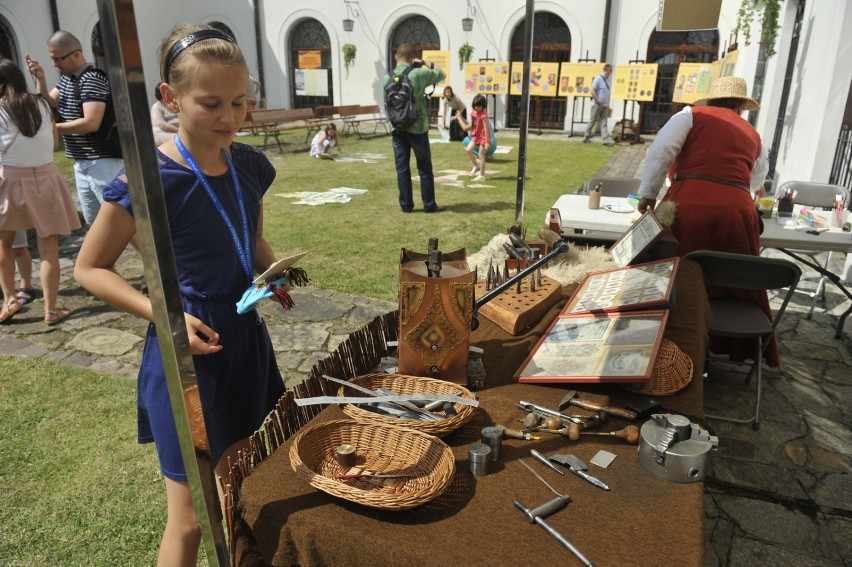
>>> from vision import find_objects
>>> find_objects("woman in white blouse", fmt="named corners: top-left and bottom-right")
top-left (440, 86), bottom-right (467, 142)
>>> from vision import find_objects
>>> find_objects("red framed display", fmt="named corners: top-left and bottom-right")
top-left (514, 310), bottom-right (670, 384)
top-left (562, 258), bottom-right (679, 315)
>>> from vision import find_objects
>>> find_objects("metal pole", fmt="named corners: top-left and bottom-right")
top-left (514, 0), bottom-right (535, 233)
top-left (94, 1), bottom-right (228, 564)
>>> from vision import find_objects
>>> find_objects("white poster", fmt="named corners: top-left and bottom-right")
top-left (295, 68), bottom-right (329, 97)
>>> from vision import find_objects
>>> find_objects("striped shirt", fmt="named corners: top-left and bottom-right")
top-left (57, 65), bottom-right (113, 159)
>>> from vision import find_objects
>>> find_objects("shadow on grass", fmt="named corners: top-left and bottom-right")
top-left (445, 201), bottom-right (514, 214)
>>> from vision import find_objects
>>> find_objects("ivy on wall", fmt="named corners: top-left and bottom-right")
top-left (736, 0), bottom-right (781, 57)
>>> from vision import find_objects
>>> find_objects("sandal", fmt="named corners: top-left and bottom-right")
top-left (0, 298), bottom-right (24, 324)
top-left (16, 288), bottom-right (36, 305)
top-left (44, 307), bottom-right (73, 326)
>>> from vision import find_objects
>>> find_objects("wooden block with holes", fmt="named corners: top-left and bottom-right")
top-left (474, 274), bottom-right (563, 335)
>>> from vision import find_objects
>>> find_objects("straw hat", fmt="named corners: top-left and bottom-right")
top-left (693, 76), bottom-right (760, 111)
top-left (621, 339), bottom-right (693, 396)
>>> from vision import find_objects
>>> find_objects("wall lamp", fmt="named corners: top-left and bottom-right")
top-left (343, 1), bottom-right (359, 32)
top-left (462, 0), bottom-right (476, 31)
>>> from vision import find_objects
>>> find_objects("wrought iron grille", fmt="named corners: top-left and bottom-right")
top-left (289, 18), bottom-right (332, 109)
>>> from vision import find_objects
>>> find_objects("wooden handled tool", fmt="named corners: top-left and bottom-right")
top-left (579, 425), bottom-right (640, 445)
top-left (559, 390), bottom-right (638, 421)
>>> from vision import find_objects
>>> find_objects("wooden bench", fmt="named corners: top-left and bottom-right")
top-left (304, 105), bottom-right (360, 142)
top-left (242, 107), bottom-right (315, 151)
top-left (340, 104), bottom-right (390, 138)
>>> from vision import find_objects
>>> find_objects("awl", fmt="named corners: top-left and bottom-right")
top-left (549, 454), bottom-right (610, 491)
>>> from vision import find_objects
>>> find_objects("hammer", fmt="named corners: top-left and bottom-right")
top-left (559, 391), bottom-right (638, 422)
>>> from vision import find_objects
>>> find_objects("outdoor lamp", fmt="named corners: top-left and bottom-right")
top-left (462, 0), bottom-right (476, 31)
top-left (343, 1), bottom-right (359, 32)
top-left (343, 18), bottom-right (354, 32)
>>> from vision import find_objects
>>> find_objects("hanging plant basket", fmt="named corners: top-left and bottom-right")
top-left (735, 0), bottom-right (781, 57)
top-left (458, 43), bottom-right (474, 71)
top-left (343, 43), bottom-right (357, 78)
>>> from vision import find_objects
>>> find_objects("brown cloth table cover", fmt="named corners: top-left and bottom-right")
top-left (234, 259), bottom-right (711, 567)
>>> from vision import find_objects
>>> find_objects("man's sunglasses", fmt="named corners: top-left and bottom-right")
top-left (51, 50), bottom-right (80, 63)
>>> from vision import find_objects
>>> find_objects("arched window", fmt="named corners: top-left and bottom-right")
top-left (90, 22), bottom-right (106, 71)
top-left (388, 16), bottom-right (440, 122)
top-left (642, 30), bottom-right (718, 133)
top-left (0, 16), bottom-right (18, 63)
top-left (508, 12), bottom-right (571, 130)
top-left (289, 18), bottom-right (332, 109)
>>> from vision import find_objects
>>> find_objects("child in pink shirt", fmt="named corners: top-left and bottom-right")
top-left (457, 94), bottom-right (492, 181)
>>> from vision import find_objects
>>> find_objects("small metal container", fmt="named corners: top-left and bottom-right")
top-left (480, 426), bottom-right (503, 462)
top-left (468, 443), bottom-right (492, 476)
top-left (335, 444), bottom-right (356, 467)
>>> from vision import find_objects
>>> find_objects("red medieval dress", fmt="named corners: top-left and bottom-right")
top-left (662, 106), bottom-right (779, 367)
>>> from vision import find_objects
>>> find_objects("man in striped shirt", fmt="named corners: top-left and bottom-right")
top-left (27, 30), bottom-right (123, 226)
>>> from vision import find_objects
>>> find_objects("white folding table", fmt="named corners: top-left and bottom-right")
top-left (548, 194), bottom-right (852, 337)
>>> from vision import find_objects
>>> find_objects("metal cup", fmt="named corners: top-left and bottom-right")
top-left (481, 426), bottom-right (503, 462)
top-left (468, 443), bottom-right (492, 476)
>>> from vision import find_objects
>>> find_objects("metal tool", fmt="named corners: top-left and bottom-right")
top-left (517, 458), bottom-right (563, 497)
top-left (559, 390), bottom-right (638, 421)
top-left (638, 414), bottom-right (718, 482)
top-left (530, 449), bottom-right (564, 476)
top-left (518, 400), bottom-right (586, 425)
top-left (513, 499), bottom-right (595, 566)
top-left (500, 426), bottom-right (541, 441)
top-left (322, 375), bottom-right (442, 421)
top-left (549, 455), bottom-right (610, 491)
top-left (580, 425), bottom-right (641, 445)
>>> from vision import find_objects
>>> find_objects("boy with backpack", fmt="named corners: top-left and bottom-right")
top-left (383, 44), bottom-right (445, 213)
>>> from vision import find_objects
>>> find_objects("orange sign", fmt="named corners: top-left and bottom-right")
top-left (298, 50), bottom-right (322, 69)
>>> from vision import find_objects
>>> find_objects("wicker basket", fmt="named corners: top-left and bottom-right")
top-left (337, 373), bottom-right (477, 438)
top-left (622, 339), bottom-right (693, 396)
top-left (289, 419), bottom-right (455, 511)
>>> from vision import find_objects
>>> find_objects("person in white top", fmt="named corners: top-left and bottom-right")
top-left (440, 86), bottom-right (467, 142)
top-left (310, 123), bottom-right (341, 158)
top-left (0, 59), bottom-right (81, 324)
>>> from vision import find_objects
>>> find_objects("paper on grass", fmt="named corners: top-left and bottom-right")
top-left (492, 146), bottom-right (513, 154)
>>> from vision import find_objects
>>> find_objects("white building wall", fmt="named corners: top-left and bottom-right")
top-left (2, 0), bottom-right (850, 186)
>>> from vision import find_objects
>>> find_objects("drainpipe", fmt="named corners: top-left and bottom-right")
top-left (253, 0), bottom-right (266, 105)
top-left (600, 0), bottom-right (612, 61)
top-left (49, 0), bottom-right (60, 32)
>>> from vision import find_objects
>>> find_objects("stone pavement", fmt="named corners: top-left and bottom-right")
top-left (1, 138), bottom-right (849, 566)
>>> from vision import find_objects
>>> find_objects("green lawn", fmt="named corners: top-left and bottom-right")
top-left (1, 130), bottom-right (610, 564)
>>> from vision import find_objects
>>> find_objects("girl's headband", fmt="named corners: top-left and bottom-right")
top-left (165, 29), bottom-right (236, 82)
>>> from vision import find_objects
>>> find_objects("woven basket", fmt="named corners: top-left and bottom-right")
top-left (289, 419), bottom-right (455, 511)
top-left (337, 373), bottom-right (477, 438)
top-left (622, 339), bottom-right (693, 396)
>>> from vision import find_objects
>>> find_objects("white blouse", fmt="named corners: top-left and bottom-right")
top-left (0, 100), bottom-right (54, 167)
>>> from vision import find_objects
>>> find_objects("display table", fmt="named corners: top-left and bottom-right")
top-left (232, 260), bottom-right (712, 567)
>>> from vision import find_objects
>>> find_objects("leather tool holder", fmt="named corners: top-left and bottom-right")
top-left (398, 247), bottom-right (474, 385)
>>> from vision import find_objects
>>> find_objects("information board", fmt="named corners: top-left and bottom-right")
top-left (672, 62), bottom-right (715, 104)
top-left (720, 49), bottom-right (739, 77)
top-left (558, 63), bottom-right (608, 97)
top-left (509, 62), bottom-right (561, 97)
top-left (423, 50), bottom-right (450, 96)
top-left (612, 64), bottom-right (659, 101)
top-left (464, 61), bottom-right (510, 95)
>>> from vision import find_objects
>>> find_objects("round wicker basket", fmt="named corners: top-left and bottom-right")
top-left (622, 338), bottom-right (693, 396)
top-left (289, 419), bottom-right (455, 511)
top-left (337, 373), bottom-right (477, 438)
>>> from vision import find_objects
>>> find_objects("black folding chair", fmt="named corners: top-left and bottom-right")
top-left (686, 251), bottom-right (801, 429)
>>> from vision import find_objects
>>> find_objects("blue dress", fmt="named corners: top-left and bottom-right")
top-left (103, 142), bottom-right (285, 481)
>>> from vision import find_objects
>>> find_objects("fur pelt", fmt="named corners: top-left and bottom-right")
top-left (467, 234), bottom-right (616, 286)
top-left (654, 200), bottom-right (677, 228)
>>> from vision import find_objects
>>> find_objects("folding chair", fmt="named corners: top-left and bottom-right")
top-left (686, 250), bottom-right (801, 429)
top-left (583, 176), bottom-right (641, 198)
top-left (773, 181), bottom-right (850, 317)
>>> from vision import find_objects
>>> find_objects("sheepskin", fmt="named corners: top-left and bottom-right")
top-left (467, 234), bottom-right (616, 286)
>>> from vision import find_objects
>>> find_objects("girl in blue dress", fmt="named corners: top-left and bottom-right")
top-left (74, 24), bottom-right (285, 564)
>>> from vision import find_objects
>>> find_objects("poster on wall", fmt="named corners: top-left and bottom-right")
top-left (672, 62), bottom-right (715, 104)
top-left (720, 49), bottom-right (739, 77)
top-left (422, 50), bottom-right (450, 96)
top-left (298, 50), bottom-right (322, 69)
top-left (295, 68), bottom-right (329, 97)
top-left (558, 63), bottom-right (608, 97)
top-left (510, 61), bottom-right (561, 97)
top-left (464, 61), bottom-right (510, 95)
top-left (612, 63), bottom-right (659, 101)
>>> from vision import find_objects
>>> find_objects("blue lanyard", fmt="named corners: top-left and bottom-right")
top-left (174, 134), bottom-right (253, 285)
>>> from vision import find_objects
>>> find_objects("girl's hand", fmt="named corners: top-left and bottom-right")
top-left (185, 313), bottom-right (224, 355)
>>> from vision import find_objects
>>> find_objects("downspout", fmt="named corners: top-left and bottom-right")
top-left (253, 0), bottom-right (266, 105)
top-left (600, 0), bottom-right (612, 61)
top-left (49, 0), bottom-right (60, 32)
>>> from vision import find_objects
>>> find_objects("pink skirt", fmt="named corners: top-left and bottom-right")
top-left (0, 163), bottom-right (81, 236)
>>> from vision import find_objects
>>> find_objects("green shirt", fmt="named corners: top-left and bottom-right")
top-left (384, 63), bottom-right (446, 134)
